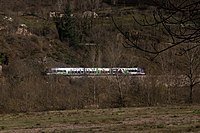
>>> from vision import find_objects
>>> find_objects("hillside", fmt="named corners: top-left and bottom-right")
top-left (0, 0), bottom-right (200, 113)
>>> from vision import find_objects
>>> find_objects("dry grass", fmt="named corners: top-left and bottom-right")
top-left (0, 106), bottom-right (200, 133)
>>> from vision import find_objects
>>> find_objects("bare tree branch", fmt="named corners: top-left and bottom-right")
top-left (113, 0), bottom-right (200, 55)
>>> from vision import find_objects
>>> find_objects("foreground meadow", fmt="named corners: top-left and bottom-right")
top-left (0, 106), bottom-right (200, 133)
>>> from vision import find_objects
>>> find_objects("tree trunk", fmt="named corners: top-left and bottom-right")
top-left (189, 85), bottom-right (193, 104)
top-left (117, 76), bottom-right (125, 107)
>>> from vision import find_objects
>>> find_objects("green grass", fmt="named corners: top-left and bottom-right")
top-left (1, 106), bottom-right (200, 132)
top-left (193, 109), bottom-right (200, 114)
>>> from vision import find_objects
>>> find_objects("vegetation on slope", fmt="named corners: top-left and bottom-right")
top-left (0, 0), bottom-right (200, 113)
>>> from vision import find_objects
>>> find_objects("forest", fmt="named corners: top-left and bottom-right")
top-left (0, 0), bottom-right (200, 113)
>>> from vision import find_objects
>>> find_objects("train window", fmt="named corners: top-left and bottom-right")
top-left (128, 70), bottom-right (137, 72)
top-left (118, 69), bottom-right (122, 73)
top-left (137, 69), bottom-right (144, 72)
top-left (78, 71), bottom-right (82, 73)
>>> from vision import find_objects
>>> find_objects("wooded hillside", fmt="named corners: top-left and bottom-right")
top-left (0, 0), bottom-right (200, 113)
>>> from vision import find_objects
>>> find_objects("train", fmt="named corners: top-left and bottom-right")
top-left (46, 67), bottom-right (145, 76)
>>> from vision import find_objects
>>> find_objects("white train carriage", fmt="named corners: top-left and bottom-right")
top-left (46, 67), bottom-right (145, 76)
top-left (47, 68), bottom-right (85, 75)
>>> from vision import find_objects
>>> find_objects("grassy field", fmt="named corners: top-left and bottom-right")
top-left (0, 106), bottom-right (200, 133)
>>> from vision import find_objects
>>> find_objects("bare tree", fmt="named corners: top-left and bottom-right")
top-left (112, 0), bottom-right (200, 56)
top-left (178, 45), bottom-right (200, 103)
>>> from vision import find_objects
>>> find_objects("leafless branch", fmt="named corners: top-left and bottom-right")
top-left (112, 0), bottom-right (200, 55)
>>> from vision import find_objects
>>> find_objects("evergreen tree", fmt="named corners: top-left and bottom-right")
top-left (56, 4), bottom-right (79, 47)
top-left (0, 53), bottom-right (8, 65)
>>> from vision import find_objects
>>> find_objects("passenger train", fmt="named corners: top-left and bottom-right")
top-left (46, 67), bottom-right (145, 76)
